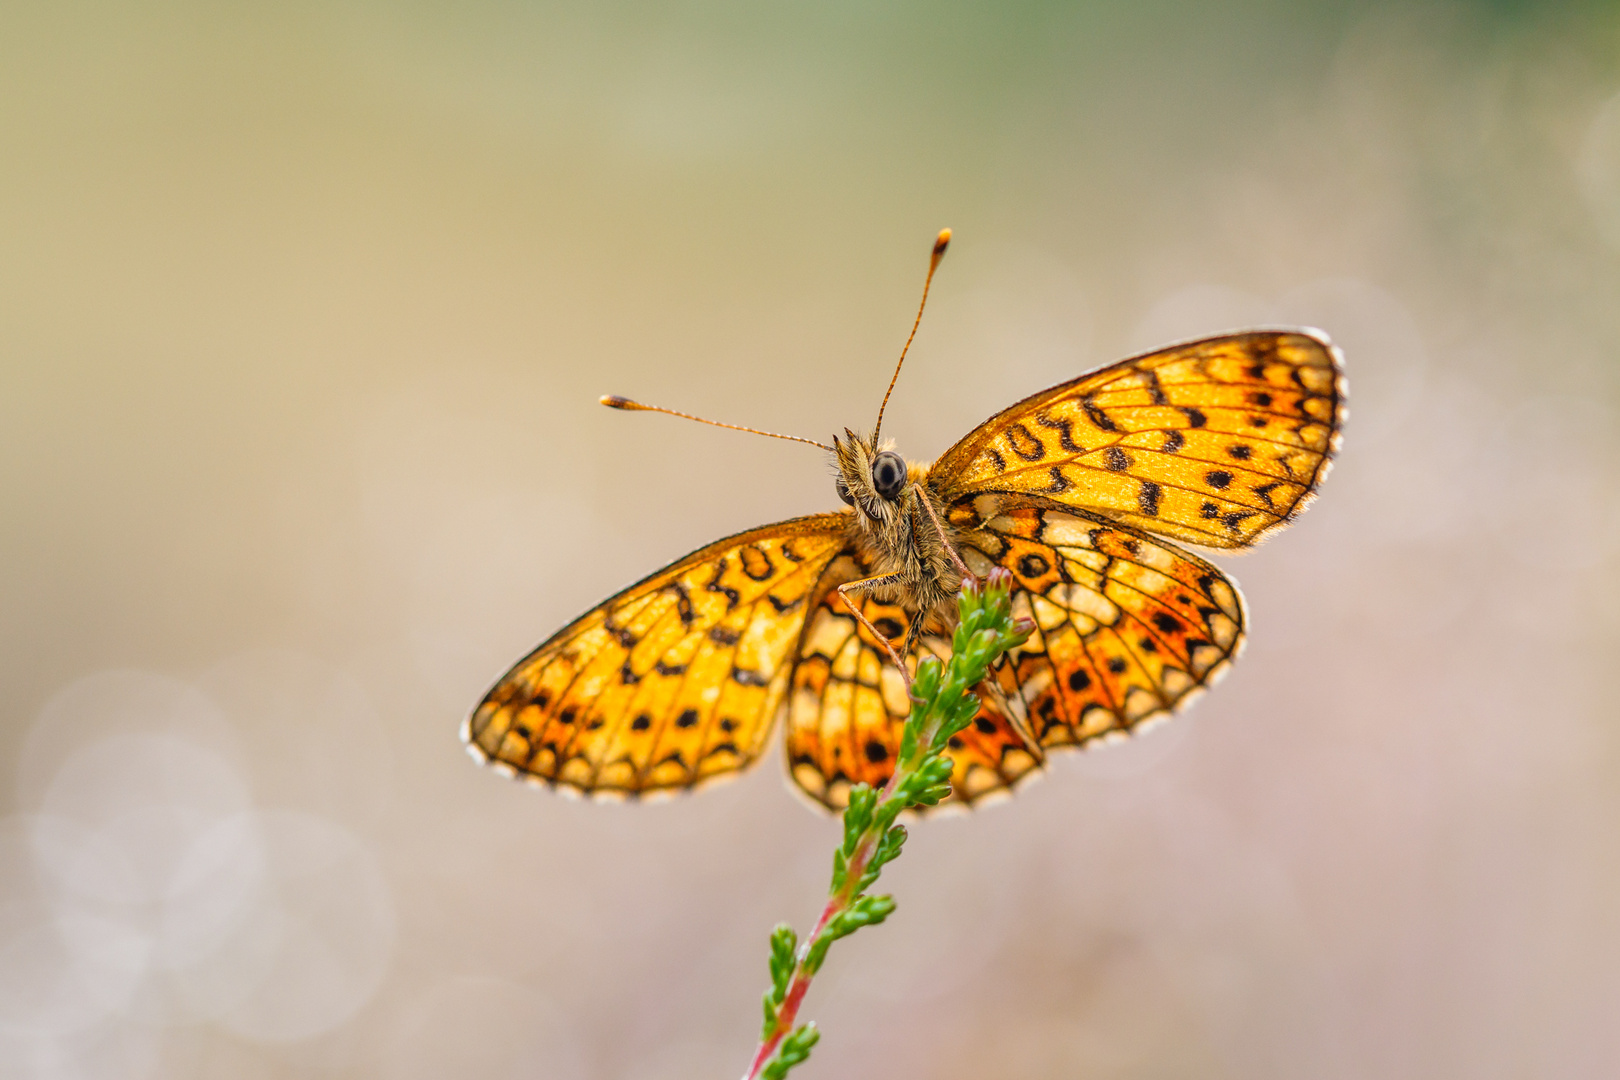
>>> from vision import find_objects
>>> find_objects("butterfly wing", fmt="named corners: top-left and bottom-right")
top-left (951, 499), bottom-right (1246, 754)
top-left (783, 550), bottom-right (1046, 810)
top-left (780, 501), bottom-right (1245, 808)
top-left (464, 514), bottom-right (849, 798)
top-left (929, 329), bottom-right (1345, 550)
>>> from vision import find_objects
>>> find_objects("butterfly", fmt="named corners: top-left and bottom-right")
top-left (464, 230), bottom-right (1345, 810)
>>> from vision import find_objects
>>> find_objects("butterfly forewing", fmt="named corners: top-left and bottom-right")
top-left (465, 514), bottom-right (848, 798)
top-left (930, 330), bottom-right (1345, 550)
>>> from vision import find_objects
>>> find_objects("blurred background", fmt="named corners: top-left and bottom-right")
top-left (4, 1), bottom-right (1620, 1077)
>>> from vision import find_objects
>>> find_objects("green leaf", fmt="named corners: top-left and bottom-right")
top-left (803, 934), bottom-right (833, 976)
top-left (830, 847), bottom-right (849, 893)
top-left (859, 824), bottom-right (907, 887)
top-left (768, 924), bottom-right (797, 1003)
top-left (761, 1022), bottom-right (820, 1080)
top-left (912, 655), bottom-right (941, 701)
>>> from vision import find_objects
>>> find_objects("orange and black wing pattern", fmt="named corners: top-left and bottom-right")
top-left (783, 551), bottom-right (1045, 810)
top-left (930, 330), bottom-right (1345, 550)
top-left (951, 499), bottom-right (1246, 757)
top-left (464, 514), bottom-right (848, 799)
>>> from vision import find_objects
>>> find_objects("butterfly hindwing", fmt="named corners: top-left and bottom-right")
top-left (930, 330), bottom-right (1345, 550)
top-left (952, 498), bottom-right (1247, 750)
top-left (784, 551), bottom-right (1046, 810)
top-left (464, 514), bottom-right (849, 798)
top-left (783, 552), bottom-right (912, 808)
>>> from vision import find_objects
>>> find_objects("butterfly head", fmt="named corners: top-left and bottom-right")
top-left (832, 429), bottom-right (914, 526)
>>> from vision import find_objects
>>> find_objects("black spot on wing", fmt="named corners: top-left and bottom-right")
top-left (1036, 412), bottom-right (1085, 453)
top-left (1006, 422), bottom-right (1046, 461)
top-left (1142, 368), bottom-right (1169, 406)
top-left (1082, 396), bottom-right (1120, 432)
top-left (1103, 447), bottom-right (1130, 471)
top-left (1018, 552), bottom-right (1051, 578)
top-left (739, 545), bottom-right (775, 582)
top-left (706, 560), bottom-right (740, 608)
top-left (1138, 481), bottom-right (1162, 516)
top-left (671, 583), bottom-right (695, 625)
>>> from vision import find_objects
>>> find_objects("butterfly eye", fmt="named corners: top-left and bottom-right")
top-left (870, 451), bottom-right (907, 500)
top-left (835, 477), bottom-right (854, 506)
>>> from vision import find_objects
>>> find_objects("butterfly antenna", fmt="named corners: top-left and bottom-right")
top-left (872, 227), bottom-right (951, 444)
top-left (600, 395), bottom-right (834, 452)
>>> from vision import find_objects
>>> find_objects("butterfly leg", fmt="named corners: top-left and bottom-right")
top-left (835, 573), bottom-right (915, 688)
top-left (911, 483), bottom-right (975, 585)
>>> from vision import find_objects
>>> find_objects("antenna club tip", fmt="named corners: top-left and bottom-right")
top-left (933, 228), bottom-right (952, 256)
top-left (599, 394), bottom-right (642, 410)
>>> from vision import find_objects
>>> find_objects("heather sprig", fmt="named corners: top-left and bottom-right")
top-left (742, 568), bottom-right (1031, 1080)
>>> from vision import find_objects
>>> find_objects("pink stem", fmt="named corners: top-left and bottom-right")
top-left (741, 766), bottom-right (909, 1080)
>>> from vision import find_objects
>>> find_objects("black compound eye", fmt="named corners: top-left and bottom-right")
top-left (871, 451), bottom-right (907, 500)
top-left (835, 477), bottom-right (854, 506)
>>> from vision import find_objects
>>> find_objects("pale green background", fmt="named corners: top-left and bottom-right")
top-left (5, 2), bottom-right (1620, 1078)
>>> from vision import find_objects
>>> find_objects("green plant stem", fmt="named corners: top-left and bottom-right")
top-left (742, 761), bottom-right (907, 1080)
top-left (743, 569), bottom-right (1031, 1080)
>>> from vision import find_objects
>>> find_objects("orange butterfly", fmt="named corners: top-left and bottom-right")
top-left (464, 231), bottom-right (1345, 809)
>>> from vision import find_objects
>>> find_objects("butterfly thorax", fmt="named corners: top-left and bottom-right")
top-left (832, 430), bottom-right (964, 633)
